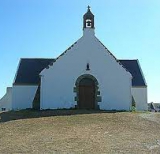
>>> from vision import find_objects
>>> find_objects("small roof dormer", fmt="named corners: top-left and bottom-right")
top-left (83, 6), bottom-right (95, 30)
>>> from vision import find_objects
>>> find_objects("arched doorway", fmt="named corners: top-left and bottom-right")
top-left (75, 74), bottom-right (101, 109)
top-left (78, 77), bottom-right (95, 109)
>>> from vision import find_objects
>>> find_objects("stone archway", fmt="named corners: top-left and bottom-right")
top-left (74, 74), bottom-right (101, 109)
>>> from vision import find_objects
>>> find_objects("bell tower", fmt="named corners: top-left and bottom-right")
top-left (83, 6), bottom-right (95, 29)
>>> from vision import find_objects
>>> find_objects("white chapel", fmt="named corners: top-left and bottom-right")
top-left (0, 7), bottom-right (148, 111)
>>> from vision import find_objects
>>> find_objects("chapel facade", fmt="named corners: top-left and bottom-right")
top-left (0, 7), bottom-right (148, 111)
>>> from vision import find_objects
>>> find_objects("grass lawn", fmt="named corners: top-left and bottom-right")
top-left (0, 110), bottom-right (160, 154)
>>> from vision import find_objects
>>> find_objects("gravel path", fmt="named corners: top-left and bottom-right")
top-left (139, 112), bottom-right (160, 124)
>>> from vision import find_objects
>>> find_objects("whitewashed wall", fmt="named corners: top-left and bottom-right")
top-left (40, 28), bottom-right (132, 111)
top-left (0, 87), bottom-right (12, 111)
top-left (131, 87), bottom-right (148, 111)
top-left (12, 85), bottom-right (38, 110)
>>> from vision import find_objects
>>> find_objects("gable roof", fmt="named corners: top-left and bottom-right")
top-left (95, 37), bottom-right (130, 74)
top-left (13, 58), bottom-right (146, 87)
top-left (13, 58), bottom-right (55, 85)
top-left (119, 60), bottom-right (146, 86)
top-left (40, 39), bottom-right (82, 75)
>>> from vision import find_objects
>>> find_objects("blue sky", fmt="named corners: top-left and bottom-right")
top-left (0, 0), bottom-right (160, 103)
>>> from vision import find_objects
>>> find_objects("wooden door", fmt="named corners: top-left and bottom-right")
top-left (78, 78), bottom-right (95, 109)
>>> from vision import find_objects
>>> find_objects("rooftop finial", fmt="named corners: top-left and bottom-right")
top-left (88, 5), bottom-right (91, 10)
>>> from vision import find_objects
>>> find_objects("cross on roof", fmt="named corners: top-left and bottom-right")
top-left (88, 5), bottom-right (90, 10)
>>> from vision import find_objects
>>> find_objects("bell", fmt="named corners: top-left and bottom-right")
top-left (87, 21), bottom-right (91, 27)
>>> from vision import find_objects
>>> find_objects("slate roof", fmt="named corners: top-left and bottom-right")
top-left (13, 58), bottom-right (55, 85)
top-left (119, 60), bottom-right (146, 86)
top-left (13, 58), bottom-right (146, 87)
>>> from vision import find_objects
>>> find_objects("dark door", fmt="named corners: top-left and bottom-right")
top-left (78, 78), bottom-right (95, 109)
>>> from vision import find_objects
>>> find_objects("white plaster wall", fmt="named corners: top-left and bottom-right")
top-left (40, 28), bottom-right (132, 111)
top-left (12, 85), bottom-right (38, 110)
top-left (131, 87), bottom-right (148, 111)
top-left (0, 87), bottom-right (12, 111)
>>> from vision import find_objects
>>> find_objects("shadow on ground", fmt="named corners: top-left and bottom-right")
top-left (0, 109), bottom-right (120, 123)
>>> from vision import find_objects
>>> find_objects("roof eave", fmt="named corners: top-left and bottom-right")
top-left (13, 58), bottom-right (22, 85)
top-left (136, 59), bottom-right (147, 86)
